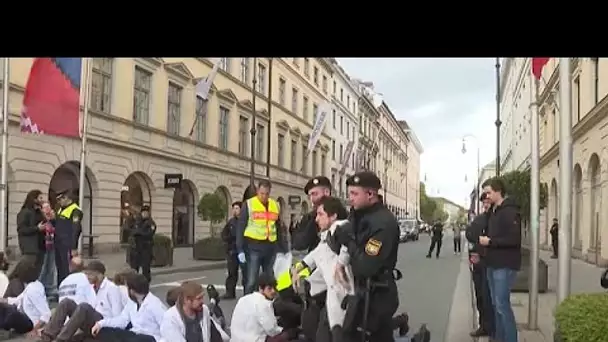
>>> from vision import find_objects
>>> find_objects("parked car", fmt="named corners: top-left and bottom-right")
top-left (399, 219), bottom-right (419, 242)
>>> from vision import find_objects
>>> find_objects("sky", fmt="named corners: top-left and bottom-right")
top-left (338, 58), bottom-right (497, 207)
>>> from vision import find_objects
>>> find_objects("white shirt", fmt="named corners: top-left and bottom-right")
top-left (94, 278), bottom-right (125, 319)
top-left (58, 272), bottom-right (96, 305)
top-left (98, 292), bottom-right (166, 341)
top-left (0, 271), bottom-right (8, 298)
top-left (118, 284), bottom-right (130, 308)
top-left (230, 292), bottom-right (282, 342)
top-left (160, 305), bottom-right (229, 342)
top-left (7, 280), bottom-right (51, 324)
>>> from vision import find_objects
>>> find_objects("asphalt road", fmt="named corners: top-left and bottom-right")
top-left (6, 232), bottom-right (466, 342)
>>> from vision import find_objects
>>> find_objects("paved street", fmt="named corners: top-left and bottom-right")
top-left (4, 233), bottom-right (469, 342)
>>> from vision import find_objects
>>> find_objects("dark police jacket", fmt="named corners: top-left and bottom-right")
top-left (291, 210), bottom-right (320, 252)
top-left (130, 216), bottom-right (156, 249)
top-left (55, 203), bottom-right (83, 251)
top-left (220, 216), bottom-right (239, 253)
top-left (465, 211), bottom-right (490, 257)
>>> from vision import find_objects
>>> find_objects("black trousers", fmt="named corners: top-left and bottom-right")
top-left (0, 302), bottom-right (32, 334)
top-left (427, 238), bottom-right (442, 257)
top-left (471, 263), bottom-right (495, 334)
top-left (552, 236), bottom-right (558, 256)
top-left (54, 247), bottom-right (71, 286)
top-left (225, 251), bottom-right (246, 296)
top-left (129, 248), bottom-right (152, 283)
top-left (453, 238), bottom-right (461, 253)
top-left (95, 327), bottom-right (156, 342)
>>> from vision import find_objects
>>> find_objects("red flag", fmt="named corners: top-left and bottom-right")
top-left (532, 58), bottom-right (550, 80)
top-left (21, 58), bottom-right (82, 138)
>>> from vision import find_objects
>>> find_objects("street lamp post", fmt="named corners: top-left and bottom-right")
top-left (249, 58), bottom-right (258, 187)
top-left (495, 57), bottom-right (502, 176)
top-left (462, 135), bottom-right (480, 214)
top-left (383, 158), bottom-right (391, 203)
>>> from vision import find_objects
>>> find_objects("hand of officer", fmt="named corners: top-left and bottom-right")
top-left (237, 252), bottom-right (246, 264)
top-left (37, 222), bottom-right (46, 231)
top-left (479, 236), bottom-right (491, 246)
top-left (91, 322), bottom-right (101, 336)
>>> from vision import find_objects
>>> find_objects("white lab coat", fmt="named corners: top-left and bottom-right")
top-left (98, 292), bottom-right (166, 341)
top-left (302, 219), bottom-right (355, 328)
top-left (160, 305), bottom-right (229, 342)
top-left (0, 271), bottom-right (8, 298)
top-left (7, 280), bottom-right (51, 324)
top-left (57, 272), bottom-right (96, 305)
top-left (94, 278), bottom-right (125, 318)
top-left (118, 284), bottom-right (130, 308)
top-left (230, 292), bottom-right (283, 342)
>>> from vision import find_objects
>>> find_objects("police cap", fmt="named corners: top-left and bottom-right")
top-left (55, 188), bottom-right (72, 200)
top-left (304, 176), bottom-right (332, 195)
top-left (141, 204), bottom-right (151, 212)
top-left (345, 171), bottom-right (382, 190)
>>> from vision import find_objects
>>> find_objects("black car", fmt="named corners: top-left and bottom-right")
top-left (399, 219), bottom-right (419, 242)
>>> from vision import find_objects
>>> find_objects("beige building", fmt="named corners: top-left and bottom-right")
top-left (433, 197), bottom-right (465, 224)
top-left (0, 57), bottom-right (336, 252)
top-left (500, 58), bottom-right (608, 266)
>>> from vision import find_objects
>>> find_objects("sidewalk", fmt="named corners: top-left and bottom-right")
top-left (478, 249), bottom-right (605, 342)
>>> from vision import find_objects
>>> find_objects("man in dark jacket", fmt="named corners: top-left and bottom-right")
top-left (220, 201), bottom-right (245, 299)
top-left (16, 190), bottom-right (46, 276)
top-left (291, 176), bottom-right (331, 252)
top-left (127, 205), bottom-right (156, 282)
top-left (426, 221), bottom-right (444, 258)
top-left (479, 177), bottom-right (521, 342)
top-left (550, 218), bottom-right (558, 258)
top-left (465, 192), bottom-right (494, 338)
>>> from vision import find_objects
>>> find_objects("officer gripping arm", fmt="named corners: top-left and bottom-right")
top-left (347, 218), bottom-right (398, 279)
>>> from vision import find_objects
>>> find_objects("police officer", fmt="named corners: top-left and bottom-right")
top-left (128, 205), bottom-right (156, 282)
top-left (426, 220), bottom-right (444, 258)
top-left (292, 176), bottom-right (332, 252)
top-left (220, 201), bottom-right (245, 299)
top-left (54, 189), bottom-right (83, 285)
top-left (337, 171), bottom-right (400, 341)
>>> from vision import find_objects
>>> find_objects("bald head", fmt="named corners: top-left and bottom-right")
top-left (70, 256), bottom-right (84, 273)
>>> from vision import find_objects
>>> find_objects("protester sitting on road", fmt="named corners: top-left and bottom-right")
top-left (160, 281), bottom-right (229, 342)
top-left (114, 267), bottom-right (137, 307)
top-left (231, 273), bottom-right (299, 342)
top-left (41, 260), bottom-right (124, 342)
top-left (89, 273), bottom-right (165, 342)
top-left (0, 258), bottom-right (51, 337)
top-left (54, 256), bottom-right (96, 306)
top-left (0, 252), bottom-right (10, 298)
top-left (166, 286), bottom-right (182, 307)
top-left (4, 257), bottom-right (34, 298)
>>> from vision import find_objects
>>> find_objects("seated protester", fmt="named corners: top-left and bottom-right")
top-left (165, 286), bottom-right (181, 307)
top-left (55, 256), bottom-right (96, 305)
top-left (41, 260), bottom-right (124, 342)
top-left (230, 273), bottom-right (298, 342)
top-left (3, 257), bottom-right (32, 298)
top-left (114, 267), bottom-right (138, 308)
top-left (0, 252), bottom-right (10, 297)
top-left (160, 281), bottom-right (229, 342)
top-left (90, 273), bottom-right (165, 342)
top-left (0, 258), bottom-right (51, 337)
top-left (291, 196), bottom-right (354, 341)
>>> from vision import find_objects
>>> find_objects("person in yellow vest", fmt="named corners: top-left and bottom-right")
top-left (54, 189), bottom-right (83, 285)
top-left (235, 180), bottom-right (285, 294)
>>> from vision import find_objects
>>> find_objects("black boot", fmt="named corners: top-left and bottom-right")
top-left (392, 313), bottom-right (409, 336)
top-left (412, 324), bottom-right (431, 342)
top-left (331, 326), bottom-right (344, 342)
top-left (469, 327), bottom-right (489, 337)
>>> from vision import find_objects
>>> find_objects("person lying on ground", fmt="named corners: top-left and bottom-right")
top-left (40, 260), bottom-right (125, 342)
top-left (161, 281), bottom-right (229, 342)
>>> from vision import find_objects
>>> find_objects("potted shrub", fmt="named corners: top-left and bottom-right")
top-left (151, 234), bottom-right (173, 267)
top-left (553, 292), bottom-right (608, 342)
top-left (194, 192), bottom-right (227, 260)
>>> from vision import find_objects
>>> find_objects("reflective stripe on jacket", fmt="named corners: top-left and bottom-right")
top-left (244, 197), bottom-right (279, 242)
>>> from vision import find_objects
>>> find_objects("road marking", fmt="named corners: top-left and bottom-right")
top-left (150, 276), bottom-right (207, 288)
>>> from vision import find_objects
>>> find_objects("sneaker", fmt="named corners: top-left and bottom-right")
top-left (469, 328), bottom-right (489, 337)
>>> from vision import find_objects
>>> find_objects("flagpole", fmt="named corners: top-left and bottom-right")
top-left (0, 58), bottom-right (10, 253)
top-left (250, 58), bottom-right (258, 187)
top-left (557, 58), bottom-right (573, 304)
top-left (528, 61), bottom-right (541, 329)
top-left (78, 58), bottom-right (92, 257)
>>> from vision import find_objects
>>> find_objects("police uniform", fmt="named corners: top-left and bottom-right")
top-left (128, 205), bottom-right (156, 282)
top-left (342, 171), bottom-right (400, 342)
top-left (54, 190), bottom-right (83, 285)
top-left (292, 176), bottom-right (331, 252)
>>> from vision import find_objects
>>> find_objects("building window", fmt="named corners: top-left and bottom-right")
top-left (91, 58), bottom-right (113, 113)
top-left (279, 78), bottom-right (286, 106)
top-left (340, 116), bottom-right (344, 134)
top-left (331, 173), bottom-right (336, 192)
top-left (277, 133), bottom-right (285, 167)
top-left (592, 57), bottom-right (599, 105)
top-left (195, 96), bottom-right (207, 143)
top-left (313, 103), bottom-right (318, 124)
top-left (240, 58), bottom-right (249, 84)
top-left (322, 75), bottom-right (328, 93)
top-left (291, 88), bottom-right (298, 114)
top-left (292, 58), bottom-right (299, 68)
top-left (333, 80), bottom-right (337, 95)
top-left (219, 106), bottom-right (229, 150)
top-left (290, 139), bottom-right (297, 171)
top-left (256, 124), bottom-right (265, 161)
top-left (238, 116), bottom-right (249, 156)
top-left (332, 109), bottom-right (336, 129)
top-left (573, 76), bottom-right (581, 122)
top-left (312, 150), bottom-right (318, 175)
top-left (346, 121), bottom-right (350, 140)
top-left (340, 88), bottom-right (344, 102)
top-left (167, 83), bottom-right (182, 135)
top-left (133, 66), bottom-right (151, 125)
top-left (339, 144), bottom-right (343, 163)
top-left (304, 58), bottom-right (310, 77)
top-left (258, 63), bottom-right (267, 94)
top-left (313, 67), bottom-right (319, 85)
top-left (332, 140), bottom-right (336, 160)
top-left (219, 58), bottom-right (230, 72)
top-left (303, 96), bottom-right (309, 121)
top-left (321, 154), bottom-right (326, 176)
top-left (302, 145), bottom-right (308, 175)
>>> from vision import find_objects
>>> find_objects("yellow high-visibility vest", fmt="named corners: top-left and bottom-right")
top-left (57, 203), bottom-right (80, 219)
top-left (276, 262), bottom-right (311, 292)
top-left (244, 196), bottom-right (279, 242)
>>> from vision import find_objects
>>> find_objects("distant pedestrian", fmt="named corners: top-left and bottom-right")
top-left (127, 205), bottom-right (156, 282)
top-left (479, 177), bottom-right (521, 342)
top-left (221, 201), bottom-right (246, 299)
top-left (426, 221), bottom-right (444, 258)
top-left (453, 224), bottom-right (462, 254)
top-left (550, 218), bottom-right (558, 259)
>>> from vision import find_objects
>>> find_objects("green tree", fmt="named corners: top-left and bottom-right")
top-left (432, 206), bottom-right (449, 223)
top-left (420, 181), bottom-right (438, 223)
top-left (456, 208), bottom-right (468, 225)
top-left (197, 192), bottom-right (228, 238)
top-left (491, 170), bottom-right (548, 222)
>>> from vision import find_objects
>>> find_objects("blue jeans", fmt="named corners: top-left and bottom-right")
top-left (486, 267), bottom-right (518, 342)
top-left (38, 249), bottom-right (57, 297)
top-left (244, 248), bottom-right (276, 294)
